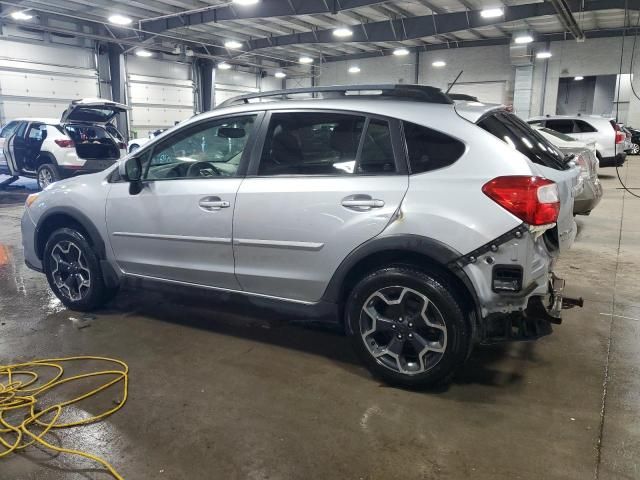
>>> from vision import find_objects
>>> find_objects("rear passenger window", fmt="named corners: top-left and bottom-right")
top-left (402, 121), bottom-right (465, 174)
top-left (258, 112), bottom-right (367, 176)
top-left (545, 119), bottom-right (575, 134)
top-left (358, 119), bottom-right (396, 173)
top-left (574, 120), bottom-right (597, 133)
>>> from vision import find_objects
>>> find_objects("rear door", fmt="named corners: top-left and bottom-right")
top-left (2, 122), bottom-right (28, 176)
top-left (232, 110), bottom-right (409, 303)
top-left (478, 112), bottom-right (579, 252)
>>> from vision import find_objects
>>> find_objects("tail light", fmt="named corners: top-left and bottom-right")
top-left (54, 139), bottom-right (74, 148)
top-left (118, 142), bottom-right (126, 149)
top-left (615, 131), bottom-right (626, 144)
top-left (482, 176), bottom-right (560, 226)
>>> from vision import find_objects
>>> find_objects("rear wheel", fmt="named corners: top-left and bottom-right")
top-left (632, 143), bottom-right (639, 155)
top-left (346, 266), bottom-right (471, 388)
top-left (43, 228), bottom-right (118, 311)
top-left (37, 163), bottom-right (61, 190)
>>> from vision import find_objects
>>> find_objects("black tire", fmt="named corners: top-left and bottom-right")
top-left (43, 227), bottom-right (118, 311)
top-left (345, 266), bottom-right (471, 389)
top-left (37, 163), bottom-right (61, 190)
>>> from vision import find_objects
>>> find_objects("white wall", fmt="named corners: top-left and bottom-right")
top-left (317, 55), bottom-right (416, 85)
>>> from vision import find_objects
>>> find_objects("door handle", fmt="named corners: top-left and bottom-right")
top-left (199, 197), bottom-right (230, 211)
top-left (341, 195), bottom-right (385, 211)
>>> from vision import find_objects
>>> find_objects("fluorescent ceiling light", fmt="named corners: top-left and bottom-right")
top-left (299, 56), bottom-right (314, 64)
top-left (574, 76), bottom-right (584, 81)
top-left (536, 51), bottom-right (552, 59)
top-left (108, 14), bottom-right (132, 25)
top-left (135, 49), bottom-right (153, 57)
top-left (432, 60), bottom-right (446, 67)
top-left (10, 11), bottom-right (33, 20)
top-left (480, 8), bottom-right (503, 18)
top-left (233, 0), bottom-right (259, 5)
top-left (224, 40), bottom-right (243, 49)
top-left (275, 71), bottom-right (286, 78)
top-left (393, 48), bottom-right (410, 56)
top-left (348, 66), bottom-right (361, 73)
top-left (333, 27), bottom-right (353, 38)
top-left (514, 34), bottom-right (534, 44)
top-left (218, 62), bottom-right (232, 70)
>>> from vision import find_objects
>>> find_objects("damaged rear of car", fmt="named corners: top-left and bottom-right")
top-left (452, 101), bottom-right (583, 343)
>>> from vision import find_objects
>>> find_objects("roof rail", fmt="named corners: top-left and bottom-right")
top-left (217, 84), bottom-right (453, 108)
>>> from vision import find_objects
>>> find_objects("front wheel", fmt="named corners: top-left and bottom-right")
top-left (346, 267), bottom-right (471, 389)
top-left (43, 228), bottom-right (118, 311)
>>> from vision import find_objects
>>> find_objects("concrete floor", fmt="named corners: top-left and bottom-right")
top-left (0, 163), bottom-right (639, 480)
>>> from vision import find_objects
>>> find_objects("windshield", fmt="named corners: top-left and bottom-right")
top-left (478, 112), bottom-right (568, 170)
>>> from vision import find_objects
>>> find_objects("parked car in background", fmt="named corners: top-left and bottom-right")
top-left (128, 129), bottom-right (166, 153)
top-left (1, 99), bottom-right (129, 189)
top-left (624, 126), bottom-right (640, 154)
top-left (528, 114), bottom-right (626, 167)
top-left (21, 84), bottom-right (581, 388)
top-left (533, 125), bottom-right (602, 215)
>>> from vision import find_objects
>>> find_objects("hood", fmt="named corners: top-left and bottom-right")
top-left (61, 98), bottom-right (130, 124)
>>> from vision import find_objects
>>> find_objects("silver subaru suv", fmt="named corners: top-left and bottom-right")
top-left (21, 85), bottom-right (581, 388)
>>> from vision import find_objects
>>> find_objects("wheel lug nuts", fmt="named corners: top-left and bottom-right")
top-left (408, 333), bottom-right (414, 339)
top-left (408, 322), bottom-right (413, 328)
top-left (397, 334), bottom-right (403, 339)
top-left (398, 317), bottom-right (403, 322)
top-left (391, 324), bottom-right (396, 329)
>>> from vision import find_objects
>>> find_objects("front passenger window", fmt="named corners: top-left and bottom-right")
top-left (145, 115), bottom-right (257, 180)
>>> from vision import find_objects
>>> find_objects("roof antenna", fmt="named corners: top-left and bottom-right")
top-left (445, 70), bottom-right (463, 94)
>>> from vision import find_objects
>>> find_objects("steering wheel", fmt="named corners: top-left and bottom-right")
top-left (186, 161), bottom-right (223, 178)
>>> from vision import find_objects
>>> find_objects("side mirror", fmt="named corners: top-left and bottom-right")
top-left (119, 156), bottom-right (143, 195)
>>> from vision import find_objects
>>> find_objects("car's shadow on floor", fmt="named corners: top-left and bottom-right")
top-left (104, 285), bottom-right (537, 393)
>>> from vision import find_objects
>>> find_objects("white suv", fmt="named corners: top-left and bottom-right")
top-left (1, 99), bottom-right (129, 189)
top-left (528, 114), bottom-right (626, 167)
top-left (21, 85), bottom-right (583, 388)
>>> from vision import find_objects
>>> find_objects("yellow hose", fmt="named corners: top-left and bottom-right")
top-left (0, 356), bottom-right (128, 479)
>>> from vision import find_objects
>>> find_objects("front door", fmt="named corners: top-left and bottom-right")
top-left (233, 111), bottom-right (409, 303)
top-left (106, 113), bottom-right (261, 289)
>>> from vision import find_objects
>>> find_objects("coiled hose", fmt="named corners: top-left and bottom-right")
top-left (0, 356), bottom-right (128, 479)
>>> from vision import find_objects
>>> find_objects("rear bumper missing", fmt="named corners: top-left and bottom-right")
top-left (479, 274), bottom-right (583, 344)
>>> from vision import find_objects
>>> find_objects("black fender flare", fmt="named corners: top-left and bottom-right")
top-left (321, 234), bottom-right (481, 325)
top-left (35, 206), bottom-right (106, 260)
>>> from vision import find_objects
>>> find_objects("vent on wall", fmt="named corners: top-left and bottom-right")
top-left (510, 44), bottom-right (532, 66)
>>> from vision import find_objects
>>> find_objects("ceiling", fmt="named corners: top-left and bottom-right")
top-left (1, 0), bottom-right (639, 74)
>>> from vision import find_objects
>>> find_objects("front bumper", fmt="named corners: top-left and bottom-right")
top-left (600, 153), bottom-right (626, 168)
top-left (21, 208), bottom-right (43, 272)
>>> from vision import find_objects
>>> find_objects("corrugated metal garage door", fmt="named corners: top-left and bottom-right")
top-left (449, 81), bottom-right (507, 105)
top-left (126, 57), bottom-right (195, 138)
top-left (0, 38), bottom-right (99, 125)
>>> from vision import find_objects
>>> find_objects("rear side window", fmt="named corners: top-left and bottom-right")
top-left (478, 112), bottom-right (567, 170)
top-left (0, 121), bottom-right (19, 138)
top-left (402, 121), bottom-right (465, 174)
top-left (545, 119), bottom-right (575, 134)
top-left (575, 120), bottom-right (597, 133)
top-left (258, 112), bottom-right (367, 176)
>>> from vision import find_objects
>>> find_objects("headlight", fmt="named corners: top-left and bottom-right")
top-left (25, 193), bottom-right (39, 208)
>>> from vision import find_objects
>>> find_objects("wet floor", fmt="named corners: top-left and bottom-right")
top-left (0, 166), bottom-right (639, 479)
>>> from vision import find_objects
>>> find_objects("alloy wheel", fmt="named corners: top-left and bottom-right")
top-left (359, 286), bottom-right (448, 375)
top-left (50, 241), bottom-right (91, 301)
top-left (38, 168), bottom-right (53, 188)
top-left (632, 144), bottom-right (639, 155)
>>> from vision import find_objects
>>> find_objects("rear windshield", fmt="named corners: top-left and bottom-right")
top-left (478, 112), bottom-right (567, 170)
